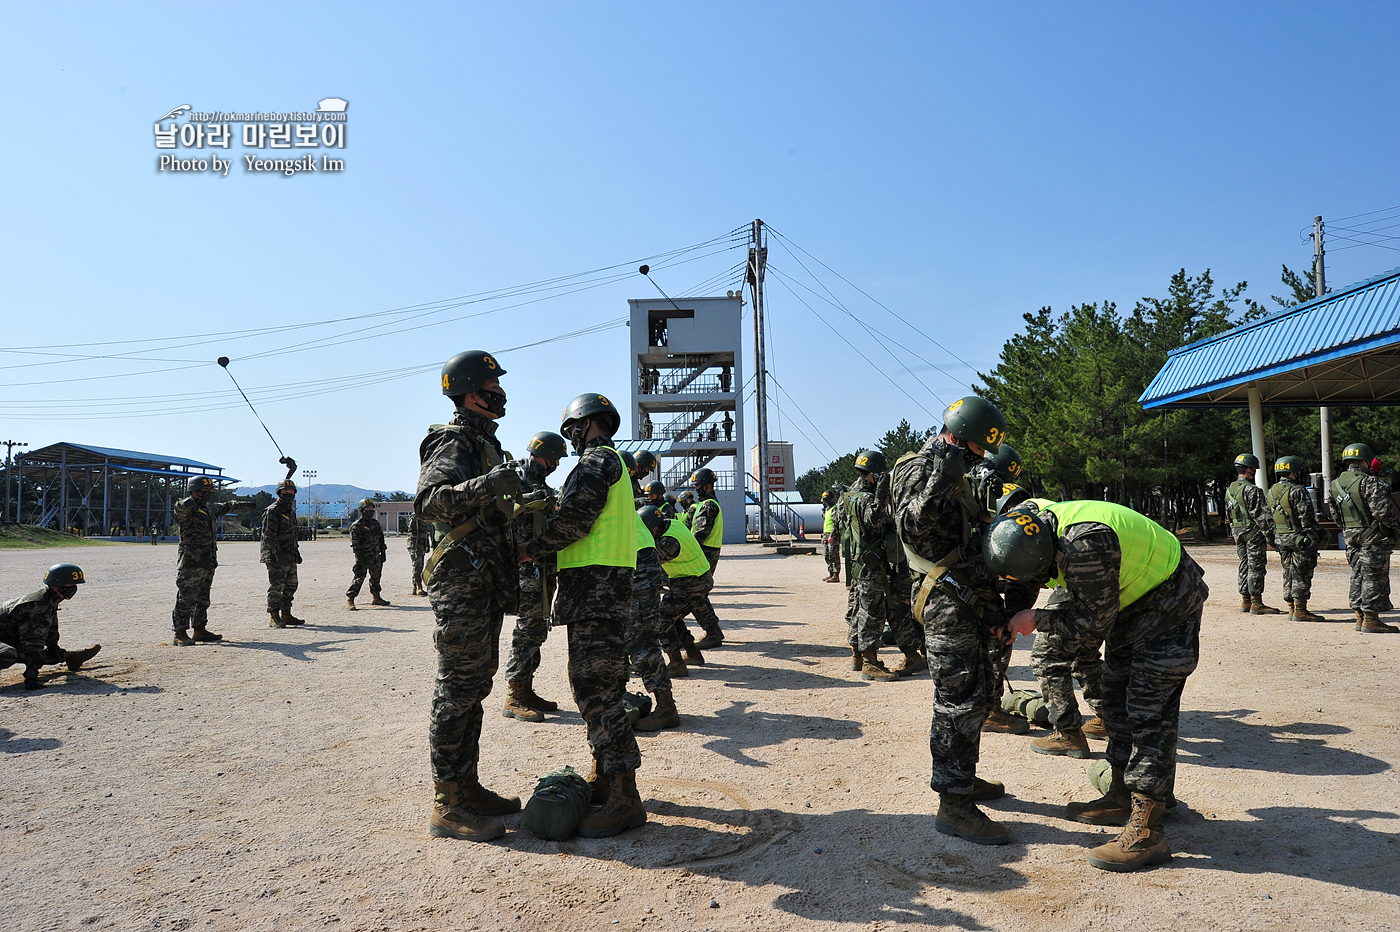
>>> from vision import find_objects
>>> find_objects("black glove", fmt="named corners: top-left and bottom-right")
top-left (942, 444), bottom-right (966, 481)
top-left (876, 472), bottom-right (891, 503)
top-left (484, 464), bottom-right (522, 499)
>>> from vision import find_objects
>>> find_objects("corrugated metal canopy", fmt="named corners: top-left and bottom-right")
top-left (22, 441), bottom-right (224, 471)
top-left (613, 439), bottom-right (675, 455)
top-left (1140, 267), bottom-right (1400, 409)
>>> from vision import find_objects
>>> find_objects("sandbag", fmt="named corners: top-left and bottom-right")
top-left (519, 766), bottom-right (591, 841)
top-left (1087, 758), bottom-right (1178, 814)
top-left (1000, 688), bottom-right (1050, 726)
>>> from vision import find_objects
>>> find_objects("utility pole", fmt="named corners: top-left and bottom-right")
top-left (1313, 216), bottom-right (1333, 510)
top-left (302, 469), bottom-right (317, 539)
top-left (747, 219), bottom-right (772, 541)
top-left (2, 440), bottom-right (27, 525)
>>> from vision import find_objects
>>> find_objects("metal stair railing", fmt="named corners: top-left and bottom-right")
top-left (744, 471), bottom-right (805, 539)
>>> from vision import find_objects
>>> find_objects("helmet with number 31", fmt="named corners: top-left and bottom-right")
top-left (942, 396), bottom-right (1007, 454)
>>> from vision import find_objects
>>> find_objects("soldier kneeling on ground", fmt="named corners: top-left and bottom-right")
top-left (1, 564), bottom-right (101, 690)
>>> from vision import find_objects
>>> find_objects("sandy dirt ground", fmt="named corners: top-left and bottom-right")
top-left (2, 537), bottom-right (1398, 932)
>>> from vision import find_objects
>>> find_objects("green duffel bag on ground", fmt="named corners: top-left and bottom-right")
top-left (1086, 759), bottom-right (1179, 814)
top-left (622, 691), bottom-right (653, 726)
top-left (519, 766), bottom-right (592, 841)
top-left (1001, 688), bottom-right (1050, 726)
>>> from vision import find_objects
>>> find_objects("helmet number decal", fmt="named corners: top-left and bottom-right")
top-left (1013, 513), bottom-right (1039, 535)
top-left (986, 426), bottom-right (1005, 447)
top-left (483, 355), bottom-right (497, 370)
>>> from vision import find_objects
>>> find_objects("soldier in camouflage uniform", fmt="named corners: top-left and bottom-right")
top-left (980, 445), bottom-right (1035, 736)
top-left (407, 512), bottom-right (430, 596)
top-left (171, 476), bottom-right (242, 645)
top-left (890, 397), bottom-right (1011, 846)
top-left (990, 499), bottom-right (1208, 872)
top-left (501, 431), bottom-right (566, 724)
top-left (1331, 442), bottom-right (1400, 633)
top-left (1269, 456), bottom-right (1326, 622)
top-left (0, 564), bottom-right (99, 690)
top-left (630, 506), bottom-right (679, 730)
top-left (260, 481), bottom-right (305, 629)
top-left (821, 490), bottom-right (841, 582)
top-left (1226, 454), bottom-right (1281, 615)
top-left (652, 504), bottom-right (718, 675)
top-left (842, 451), bottom-right (899, 681)
top-left (346, 499), bottom-right (390, 610)
top-left (418, 350), bottom-right (525, 842)
top-left (520, 393), bottom-right (646, 838)
top-left (682, 467), bottom-right (725, 649)
top-left (643, 481), bottom-right (672, 518)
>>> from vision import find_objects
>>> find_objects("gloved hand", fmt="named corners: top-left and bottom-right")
top-left (942, 444), bottom-right (966, 480)
top-left (485, 464), bottom-right (522, 499)
top-left (875, 472), bottom-right (891, 503)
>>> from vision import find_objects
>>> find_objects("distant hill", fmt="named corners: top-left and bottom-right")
top-left (234, 483), bottom-right (408, 502)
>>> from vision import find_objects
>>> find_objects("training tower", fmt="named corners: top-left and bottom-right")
top-left (628, 296), bottom-right (745, 544)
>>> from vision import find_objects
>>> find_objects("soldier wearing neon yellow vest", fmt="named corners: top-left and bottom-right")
top-left (518, 392), bottom-right (645, 839)
top-left (685, 467), bottom-right (725, 649)
top-left (989, 499), bottom-right (1208, 873)
top-left (644, 503), bottom-right (721, 672)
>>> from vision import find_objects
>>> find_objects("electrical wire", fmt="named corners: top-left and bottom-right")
top-left (767, 372), bottom-right (842, 461)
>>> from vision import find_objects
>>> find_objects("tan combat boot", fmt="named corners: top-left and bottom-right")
top-left (578, 768), bottom-right (646, 838)
top-left (894, 648), bottom-right (928, 677)
top-left (461, 779), bottom-right (521, 816)
top-left (587, 758), bottom-right (611, 805)
top-left (428, 781), bottom-right (505, 842)
top-left (1031, 726), bottom-right (1091, 759)
top-left (173, 630), bottom-right (195, 646)
top-left (1355, 608), bottom-right (1365, 631)
top-left (370, 595), bottom-right (391, 606)
top-left (192, 628), bottom-right (222, 643)
top-left (518, 677), bottom-right (558, 712)
top-left (935, 792), bottom-right (1011, 845)
top-left (695, 628), bottom-right (723, 650)
top-left (860, 650), bottom-right (898, 682)
top-left (665, 648), bottom-right (689, 678)
top-left (64, 644), bottom-right (101, 671)
top-left (280, 608), bottom-right (305, 626)
top-left (969, 776), bottom-right (1006, 802)
top-left (683, 643), bottom-right (706, 665)
top-left (634, 688), bottom-right (679, 731)
top-left (1240, 593), bottom-right (1252, 612)
top-left (268, 612), bottom-right (286, 629)
top-left (1087, 793), bottom-right (1170, 871)
top-left (1250, 596), bottom-right (1282, 615)
top-left (1292, 598), bottom-right (1325, 622)
top-left (850, 646), bottom-right (863, 672)
top-left (1360, 611), bottom-right (1399, 634)
top-left (501, 682), bottom-right (545, 722)
top-left (982, 709), bottom-right (1030, 735)
top-left (1067, 764), bottom-right (1131, 825)
top-left (347, 597), bottom-right (357, 611)
top-left (1081, 716), bottom-right (1108, 739)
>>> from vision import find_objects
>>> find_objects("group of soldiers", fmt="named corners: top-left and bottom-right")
top-left (1226, 446), bottom-right (1398, 633)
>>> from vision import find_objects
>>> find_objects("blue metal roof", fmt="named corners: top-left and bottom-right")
top-left (23, 441), bottom-right (225, 470)
top-left (1140, 267), bottom-right (1400, 408)
top-left (614, 439), bottom-right (675, 455)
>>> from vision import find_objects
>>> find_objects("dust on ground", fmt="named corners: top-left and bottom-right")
top-left (2, 539), bottom-right (1397, 931)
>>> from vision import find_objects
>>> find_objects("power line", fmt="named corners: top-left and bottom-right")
top-left (767, 372), bottom-right (842, 460)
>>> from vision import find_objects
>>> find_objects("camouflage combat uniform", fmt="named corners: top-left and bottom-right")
top-left (629, 529), bottom-right (673, 693)
top-left (523, 437), bottom-right (640, 777)
top-left (0, 589), bottom-right (65, 687)
top-left (1028, 508), bottom-right (1208, 801)
top-left (887, 544), bottom-right (924, 655)
top-left (691, 497), bottom-right (723, 574)
top-left (675, 496), bottom-right (723, 643)
top-left (891, 437), bottom-right (1004, 796)
top-left (1029, 629), bottom-right (1104, 729)
top-left (657, 530), bottom-right (719, 651)
top-left (416, 407), bottom-right (516, 788)
top-left (822, 505), bottom-right (842, 579)
top-left (260, 497), bottom-right (302, 614)
top-left (1226, 477), bottom-right (1273, 597)
top-left (346, 511), bottom-right (388, 601)
top-left (407, 512), bottom-right (430, 590)
top-left (171, 494), bottom-right (238, 634)
top-left (842, 477), bottom-right (890, 652)
top-left (1332, 463), bottom-right (1400, 612)
top-left (504, 462), bottom-right (558, 688)
top-left (1269, 476), bottom-right (1323, 602)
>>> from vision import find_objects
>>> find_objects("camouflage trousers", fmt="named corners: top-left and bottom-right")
top-left (265, 562), bottom-right (299, 613)
top-left (627, 577), bottom-right (672, 695)
top-left (823, 534), bottom-right (841, 577)
top-left (410, 552), bottom-right (425, 590)
top-left (1346, 540), bottom-right (1393, 612)
top-left (569, 616), bottom-right (642, 775)
top-left (1235, 532), bottom-right (1267, 596)
top-left (1101, 552), bottom-right (1207, 801)
top-left (1030, 629), bottom-right (1104, 729)
top-left (1276, 540), bottom-right (1319, 602)
top-left (172, 562), bottom-right (217, 632)
top-left (988, 637), bottom-right (1013, 704)
top-left (504, 571), bottom-right (555, 685)
top-left (887, 565), bottom-right (923, 654)
top-left (921, 583), bottom-right (1000, 795)
top-left (661, 572), bottom-right (720, 646)
top-left (428, 572), bottom-right (504, 785)
top-left (346, 560), bottom-right (383, 600)
top-left (846, 567), bottom-right (887, 652)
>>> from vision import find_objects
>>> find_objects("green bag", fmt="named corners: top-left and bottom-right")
top-left (519, 766), bottom-right (592, 841)
top-left (1086, 759), bottom-right (1178, 814)
top-left (1000, 688), bottom-right (1050, 726)
top-left (622, 691), bottom-right (653, 725)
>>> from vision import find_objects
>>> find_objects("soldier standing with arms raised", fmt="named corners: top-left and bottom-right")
top-left (417, 350), bottom-right (524, 841)
top-left (1226, 454), bottom-right (1281, 615)
top-left (1269, 456), bottom-right (1326, 622)
top-left (170, 476), bottom-right (242, 645)
top-left (1331, 442), bottom-right (1400, 633)
top-left (261, 480), bottom-right (305, 628)
top-left (519, 393), bottom-right (646, 837)
top-left (346, 498), bottom-right (390, 610)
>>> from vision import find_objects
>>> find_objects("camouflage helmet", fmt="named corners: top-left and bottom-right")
top-left (1342, 442), bottom-right (1374, 463)
top-left (986, 443), bottom-right (1023, 482)
top-left (188, 475), bottom-right (215, 494)
top-left (690, 467), bottom-right (717, 487)
top-left (526, 431), bottom-right (567, 464)
top-left (44, 563), bottom-right (86, 588)
top-left (1273, 456), bottom-right (1305, 476)
top-left (637, 505), bottom-right (666, 534)
top-left (854, 450), bottom-right (887, 474)
top-left (644, 480), bottom-right (666, 497)
top-left (1234, 453), bottom-right (1260, 470)
top-left (995, 482), bottom-right (1032, 515)
top-left (356, 498), bottom-right (375, 512)
top-left (441, 350), bottom-right (505, 397)
top-left (634, 450), bottom-right (658, 475)
top-left (983, 507), bottom-right (1056, 581)
top-left (942, 396), bottom-right (1007, 453)
top-left (276, 480), bottom-right (297, 494)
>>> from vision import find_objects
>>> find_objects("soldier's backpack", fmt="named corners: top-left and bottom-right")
top-left (519, 766), bottom-right (592, 841)
top-left (622, 691), bottom-right (653, 725)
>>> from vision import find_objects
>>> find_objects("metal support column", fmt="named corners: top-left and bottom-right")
top-left (1247, 385), bottom-right (1268, 491)
top-left (748, 218), bottom-right (772, 540)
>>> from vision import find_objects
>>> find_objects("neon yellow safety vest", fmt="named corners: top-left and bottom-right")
top-left (1028, 498), bottom-right (1181, 610)
top-left (701, 499), bottom-right (724, 549)
top-left (823, 507), bottom-right (835, 534)
top-left (662, 521), bottom-right (710, 578)
top-left (557, 449), bottom-right (639, 570)
top-left (634, 510), bottom-right (654, 552)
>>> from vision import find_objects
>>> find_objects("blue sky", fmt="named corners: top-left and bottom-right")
top-left (2, 2), bottom-right (1398, 492)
